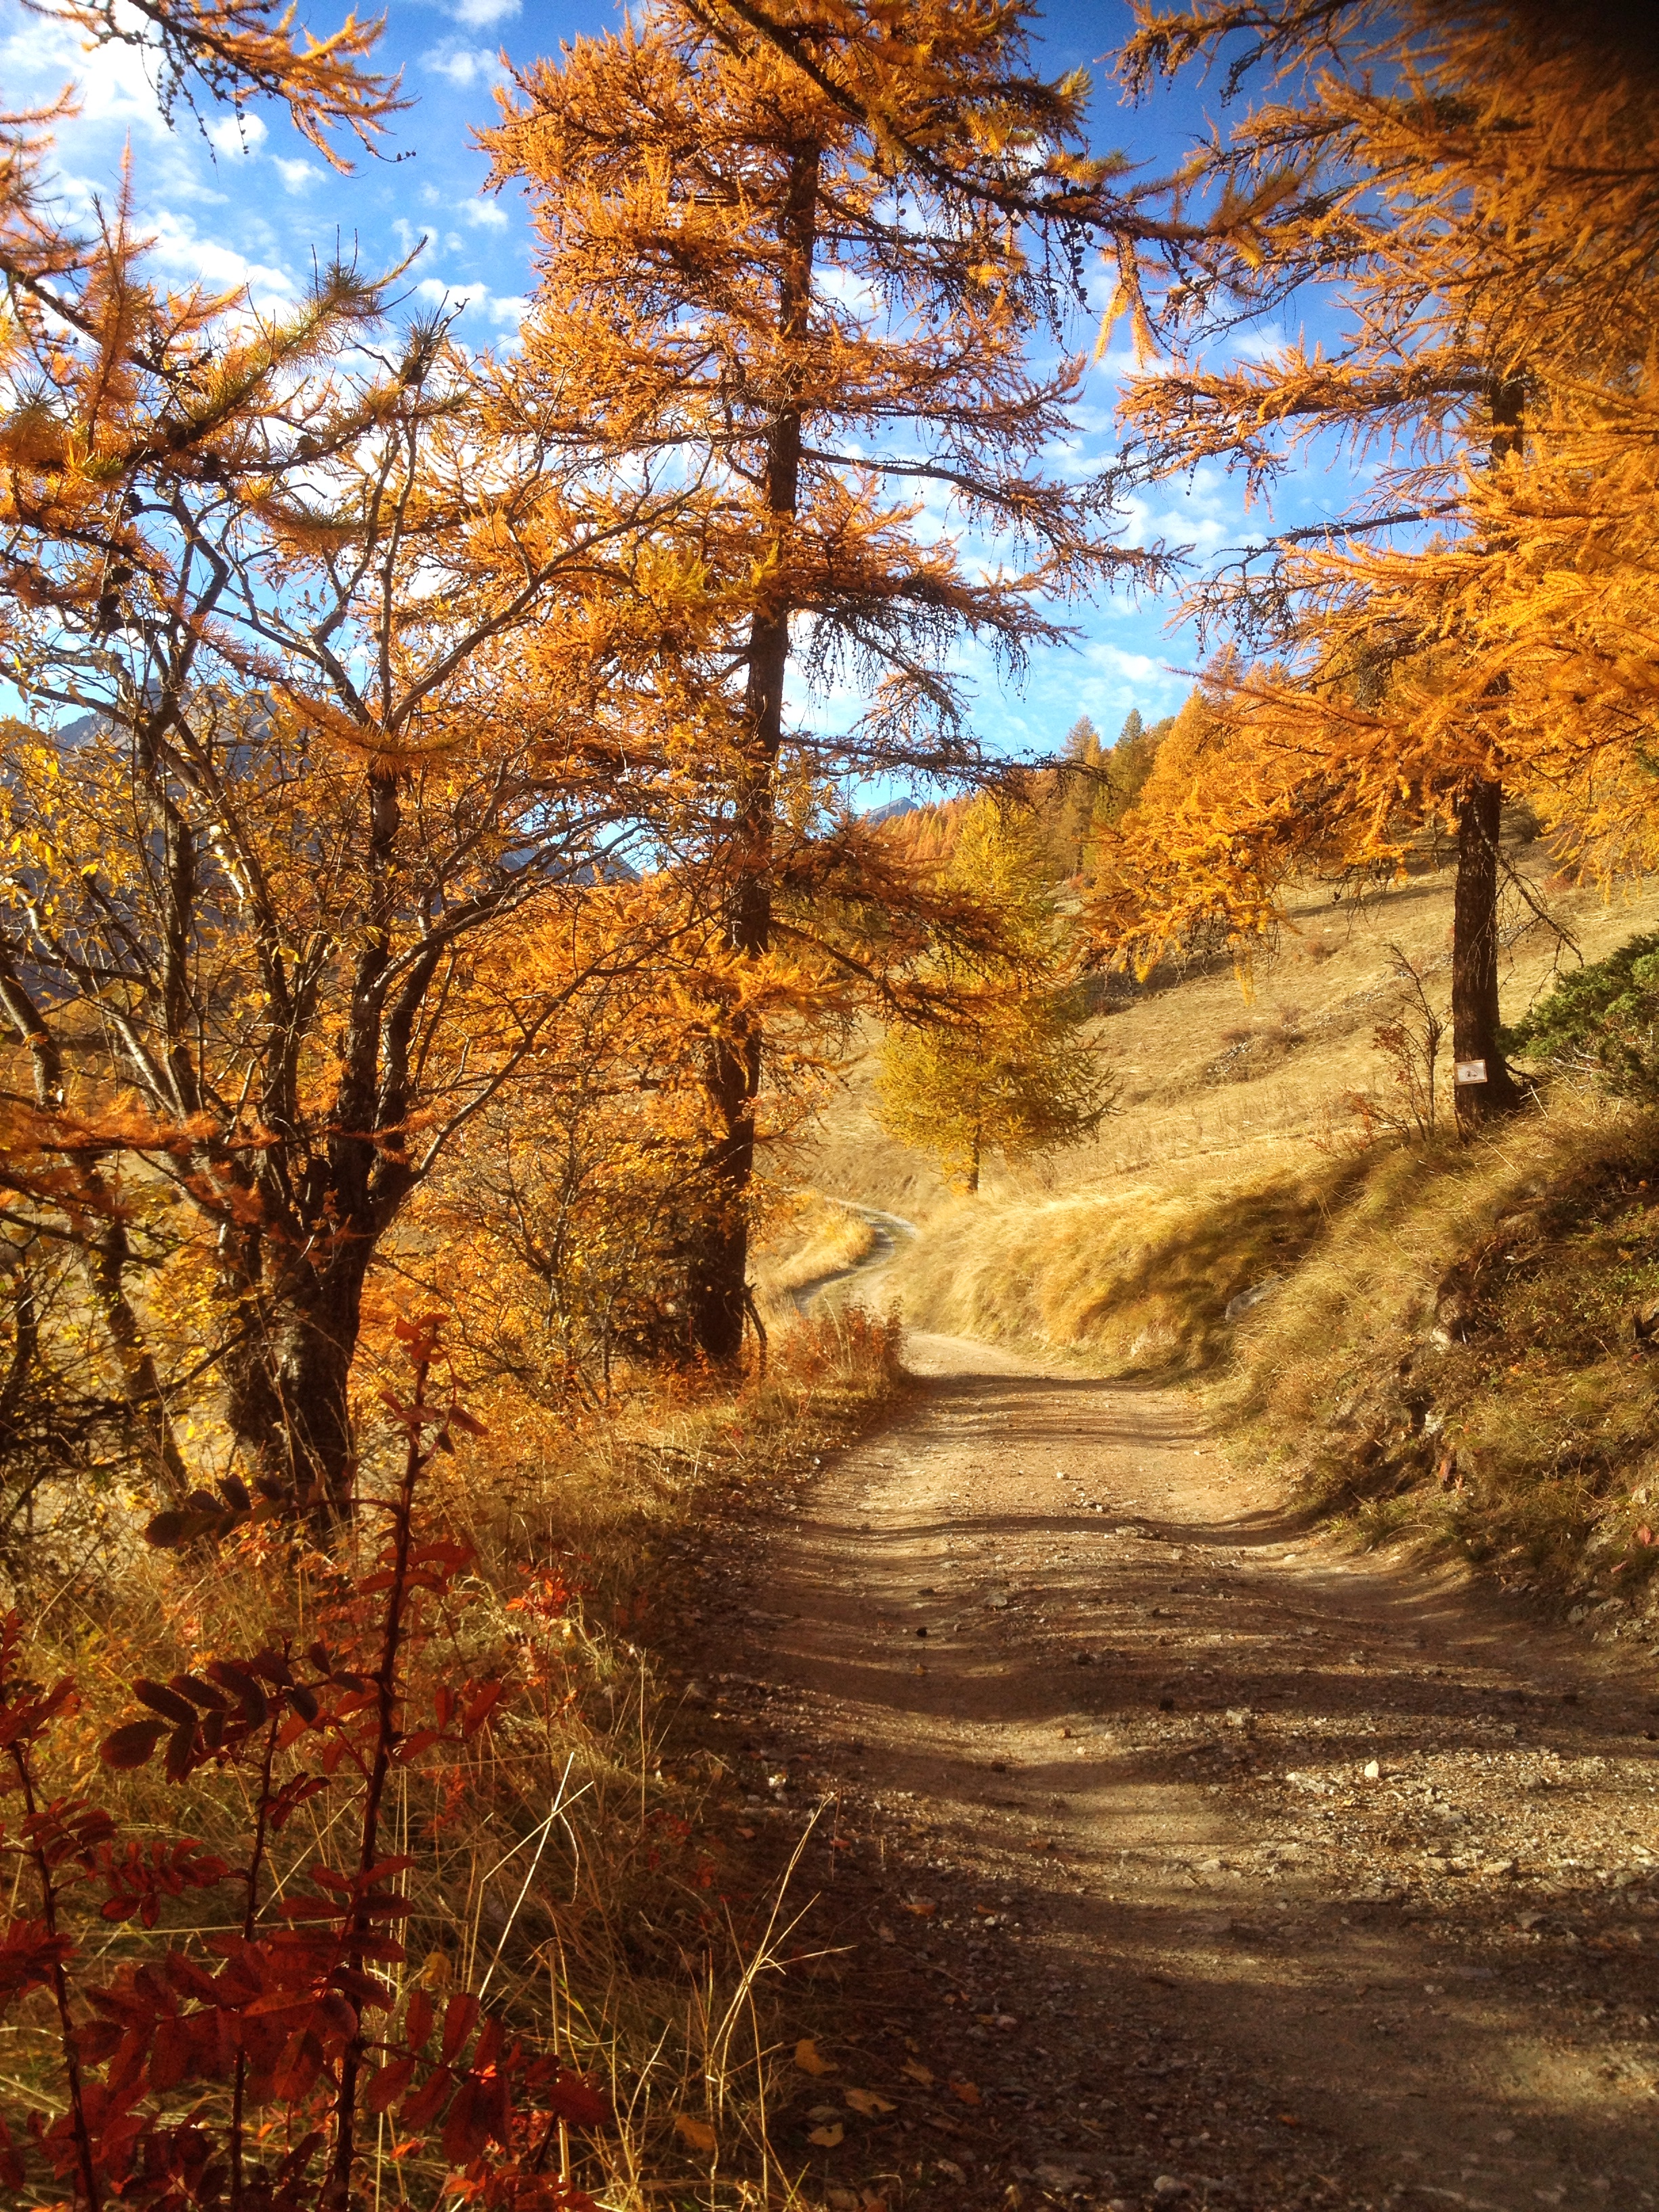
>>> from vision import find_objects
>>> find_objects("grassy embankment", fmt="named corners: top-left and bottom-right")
top-left (785, 850), bottom-right (1659, 1646)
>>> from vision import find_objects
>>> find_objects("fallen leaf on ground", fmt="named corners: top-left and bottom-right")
top-left (808, 2104), bottom-right (842, 2122)
top-left (876, 1923), bottom-right (896, 1944)
top-left (807, 2121), bottom-right (844, 2147)
top-left (902, 1900), bottom-right (937, 1917)
top-left (1026, 1836), bottom-right (1054, 1853)
top-left (949, 2080), bottom-right (981, 2106)
top-left (795, 2037), bottom-right (838, 2075)
top-left (900, 2060), bottom-right (934, 2086)
top-left (673, 2114), bottom-right (717, 2153)
top-left (844, 2088), bottom-right (897, 2116)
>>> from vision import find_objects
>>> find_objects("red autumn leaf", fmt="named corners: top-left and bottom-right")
top-left (148, 2014), bottom-right (192, 2092)
top-left (470, 2014), bottom-right (504, 2074)
top-left (367, 2055), bottom-right (416, 2112)
top-left (392, 1727), bottom-right (443, 1763)
top-left (545, 2071), bottom-right (611, 2130)
top-left (163, 1719), bottom-right (199, 1783)
top-left (272, 2025), bottom-right (324, 2103)
top-left (441, 1991), bottom-right (480, 2065)
top-left (317, 1989), bottom-right (359, 2041)
top-left (134, 1678), bottom-right (198, 1724)
top-left (0, 1917), bottom-right (74, 2002)
top-left (73, 2018), bottom-right (124, 2066)
top-left (100, 1719), bottom-right (167, 1769)
top-left (442, 2075), bottom-right (491, 2167)
top-left (406, 1989), bottom-right (435, 2051)
top-left (462, 1682), bottom-right (504, 1737)
top-left (399, 2062), bottom-right (455, 2131)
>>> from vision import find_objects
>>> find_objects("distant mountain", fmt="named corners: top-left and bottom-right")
top-left (863, 796), bottom-right (918, 827)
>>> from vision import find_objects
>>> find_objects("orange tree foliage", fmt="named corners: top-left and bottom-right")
top-left (15, 1), bottom-right (403, 172)
top-left (481, 0), bottom-right (1162, 1364)
top-left (0, 188), bottom-right (702, 1530)
top-left (1094, 1), bottom-right (1659, 1130)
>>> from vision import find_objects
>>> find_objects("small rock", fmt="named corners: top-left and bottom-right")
top-left (1364, 1759), bottom-right (1381, 1780)
top-left (1153, 2179), bottom-right (1191, 2201)
top-left (1225, 1275), bottom-right (1282, 1322)
top-left (684, 1680), bottom-right (709, 1704)
top-left (1035, 2165), bottom-right (1092, 2194)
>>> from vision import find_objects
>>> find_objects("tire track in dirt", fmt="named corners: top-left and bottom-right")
top-left (703, 1332), bottom-right (1659, 2212)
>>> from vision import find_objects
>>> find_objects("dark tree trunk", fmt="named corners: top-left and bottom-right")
top-left (688, 142), bottom-right (821, 1364)
top-left (225, 1248), bottom-right (369, 1538)
top-left (1451, 777), bottom-right (1523, 1134)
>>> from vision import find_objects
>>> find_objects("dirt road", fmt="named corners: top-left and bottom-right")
top-left (689, 1332), bottom-right (1659, 2212)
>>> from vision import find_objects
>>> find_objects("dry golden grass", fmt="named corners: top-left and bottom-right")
top-left (750, 1194), bottom-right (878, 1324)
top-left (800, 846), bottom-right (1659, 1231)
top-left (780, 851), bottom-right (1659, 1624)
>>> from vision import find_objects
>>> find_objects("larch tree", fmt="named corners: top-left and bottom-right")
top-left (1097, 0), bottom-right (1659, 1132)
top-left (482, 0), bottom-right (1160, 1364)
top-left (0, 198), bottom-right (690, 1528)
top-left (874, 797), bottom-right (1111, 1192)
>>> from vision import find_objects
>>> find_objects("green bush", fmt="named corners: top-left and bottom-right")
top-left (1504, 930), bottom-right (1659, 1103)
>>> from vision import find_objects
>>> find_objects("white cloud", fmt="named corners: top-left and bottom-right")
top-left (274, 157), bottom-right (323, 192)
top-left (409, 279), bottom-right (529, 333)
top-left (464, 199), bottom-right (510, 229)
top-left (207, 110), bottom-right (267, 157)
top-left (454, 0), bottom-right (520, 22)
top-left (415, 277), bottom-right (491, 310)
top-left (1, 11), bottom-right (168, 134)
top-left (423, 43), bottom-right (508, 87)
top-left (144, 207), bottom-right (295, 306)
top-left (1230, 326), bottom-right (1296, 366)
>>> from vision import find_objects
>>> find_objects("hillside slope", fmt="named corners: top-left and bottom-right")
top-left (779, 848), bottom-right (1659, 1641)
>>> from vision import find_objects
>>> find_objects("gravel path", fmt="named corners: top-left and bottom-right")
top-left (684, 1332), bottom-right (1659, 2212)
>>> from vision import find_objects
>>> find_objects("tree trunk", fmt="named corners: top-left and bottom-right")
top-left (688, 141), bottom-right (821, 1364)
top-left (224, 1245), bottom-right (369, 1539)
top-left (1451, 777), bottom-right (1523, 1134)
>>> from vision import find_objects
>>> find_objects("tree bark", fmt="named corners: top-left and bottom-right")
top-left (687, 140), bottom-right (821, 1364)
top-left (224, 1247), bottom-right (369, 1537)
top-left (1451, 777), bottom-right (1523, 1134)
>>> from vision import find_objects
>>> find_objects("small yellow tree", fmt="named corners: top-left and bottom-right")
top-left (874, 800), bottom-right (1113, 1191)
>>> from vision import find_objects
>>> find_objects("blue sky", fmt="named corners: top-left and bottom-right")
top-left (1, 0), bottom-right (1336, 760)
